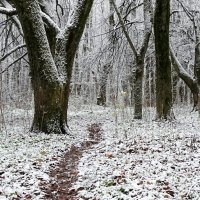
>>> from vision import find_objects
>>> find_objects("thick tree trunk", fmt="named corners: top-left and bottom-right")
top-left (12, 0), bottom-right (93, 134)
top-left (12, 0), bottom-right (66, 133)
top-left (154, 0), bottom-right (173, 119)
top-left (31, 80), bottom-right (68, 134)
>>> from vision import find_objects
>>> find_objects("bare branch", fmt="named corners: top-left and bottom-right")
top-left (0, 3), bottom-right (61, 35)
top-left (170, 45), bottom-right (199, 108)
top-left (0, 0), bottom-right (23, 36)
top-left (176, 0), bottom-right (194, 22)
top-left (56, 0), bottom-right (64, 26)
top-left (124, 3), bottom-right (144, 21)
top-left (0, 44), bottom-right (26, 62)
top-left (170, 46), bottom-right (195, 86)
top-left (0, 52), bottom-right (28, 74)
top-left (111, 0), bottom-right (138, 57)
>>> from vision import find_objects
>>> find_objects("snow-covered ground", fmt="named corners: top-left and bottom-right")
top-left (0, 104), bottom-right (200, 199)
top-left (0, 104), bottom-right (107, 199)
top-left (73, 106), bottom-right (200, 200)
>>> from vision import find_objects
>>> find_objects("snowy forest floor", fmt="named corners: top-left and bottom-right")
top-left (0, 102), bottom-right (200, 200)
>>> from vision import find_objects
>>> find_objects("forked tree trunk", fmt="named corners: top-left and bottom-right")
top-left (154, 0), bottom-right (173, 119)
top-left (133, 0), bottom-right (152, 119)
top-left (12, 0), bottom-right (93, 134)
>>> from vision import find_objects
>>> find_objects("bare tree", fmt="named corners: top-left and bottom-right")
top-left (111, 0), bottom-right (153, 119)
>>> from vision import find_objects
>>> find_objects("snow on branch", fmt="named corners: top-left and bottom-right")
top-left (0, 7), bottom-right (60, 35)
top-left (0, 0), bottom-right (23, 36)
top-left (0, 7), bottom-right (17, 16)
top-left (170, 45), bottom-right (195, 86)
top-left (64, 0), bottom-right (93, 32)
top-left (40, 11), bottom-right (61, 34)
top-left (0, 44), bottom-right (26, 63)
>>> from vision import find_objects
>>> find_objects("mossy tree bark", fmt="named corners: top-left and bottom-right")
top-left (154, 0), bottom-right (173, 119)
top-left (11, 0), bottom-right (93, 134)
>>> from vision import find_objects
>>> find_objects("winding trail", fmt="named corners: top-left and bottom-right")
top-left (40, 123), bottom-right (103, 200)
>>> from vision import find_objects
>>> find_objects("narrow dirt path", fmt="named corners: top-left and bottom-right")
top-left (40, 123), bottom-right (103, 200)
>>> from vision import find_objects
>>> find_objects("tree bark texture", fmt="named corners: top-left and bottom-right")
top-left (134, 57), bottom-right (144, 119)
top-left (154, 0), bottom-right (173, 119)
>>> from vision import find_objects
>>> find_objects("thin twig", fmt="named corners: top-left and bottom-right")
top-left (0, 52), bottom-right (28, 74)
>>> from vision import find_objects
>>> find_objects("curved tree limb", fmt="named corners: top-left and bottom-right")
top-left (170, 45), bottom-right (199, 109)
top-left (139, 0), bottom-right (153, 59)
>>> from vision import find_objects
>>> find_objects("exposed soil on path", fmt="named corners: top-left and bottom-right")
top-left (40, 123), bottom-right (103, 200)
